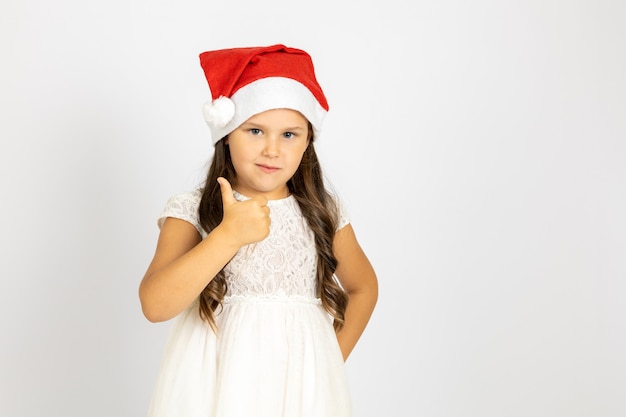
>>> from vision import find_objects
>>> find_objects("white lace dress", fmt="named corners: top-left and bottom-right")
top-left (146, 190), bottom-right (351, 417)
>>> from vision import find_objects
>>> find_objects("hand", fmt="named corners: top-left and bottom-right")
top-left (217, 177), bottom-right (271, 247)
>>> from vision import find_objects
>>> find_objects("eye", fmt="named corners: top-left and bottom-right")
top-left (249, 128), bottom-right (262, 135)
top-left (282, 131), bottom-right (296, 139)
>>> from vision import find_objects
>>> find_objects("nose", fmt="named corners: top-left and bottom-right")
top-left (263, 136), bottom-right (280, 158)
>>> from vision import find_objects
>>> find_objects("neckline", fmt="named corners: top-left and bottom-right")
top-left (232, 190), bottom-right (295, 204)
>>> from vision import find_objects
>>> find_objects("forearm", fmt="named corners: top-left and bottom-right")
top-left (336, 286), bottom-right (378, 361)
top-left (139, 226), bottom-right (240, 322)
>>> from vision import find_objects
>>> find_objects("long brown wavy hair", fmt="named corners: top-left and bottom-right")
top-left (197, 132), bottom-right (348, 332)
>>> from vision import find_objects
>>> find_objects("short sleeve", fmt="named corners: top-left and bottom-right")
top-left (157, 190), bottom-right (205, 237)
top-left (334, 195), bottom-right (350, 231)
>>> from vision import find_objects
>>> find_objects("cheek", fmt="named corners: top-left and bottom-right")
top-left (229, 144), bottom-right (255, 163)
top-left (288, 149), bottom-right (308, 169)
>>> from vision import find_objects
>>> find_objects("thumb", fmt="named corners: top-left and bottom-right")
top-left (217, 177), bottom-right (236, 207)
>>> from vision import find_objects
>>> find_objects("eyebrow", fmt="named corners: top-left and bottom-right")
top-left (241, 123), bottom-right (306, 131)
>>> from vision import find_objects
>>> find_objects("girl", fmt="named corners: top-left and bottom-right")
top-left (139, 44), bottom-right (378, 417)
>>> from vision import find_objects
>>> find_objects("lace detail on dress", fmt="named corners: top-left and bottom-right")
top-left (224, 193), bottom-right (319, 298)
top-left (157, 190), bottom-right (205, 237)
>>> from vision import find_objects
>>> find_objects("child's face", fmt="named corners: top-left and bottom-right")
top-left (226, 108), bottom-right (310, 200)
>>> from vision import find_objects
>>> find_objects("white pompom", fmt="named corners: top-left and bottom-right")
top-left (202, 96), bottom-right (235, 127)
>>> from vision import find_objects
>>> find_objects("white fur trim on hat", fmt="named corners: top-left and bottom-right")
top-left (204, 77), bottom-right (327, 144)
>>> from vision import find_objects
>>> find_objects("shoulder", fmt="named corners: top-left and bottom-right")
top-left (329, 192), bottom-right (350, 231)
top-left (157, 189), bottom-right (205, 237)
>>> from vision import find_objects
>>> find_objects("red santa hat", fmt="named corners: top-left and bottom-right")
top-left (199, 44), bottom-right (329, 144)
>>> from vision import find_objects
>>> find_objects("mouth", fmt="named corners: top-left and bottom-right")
top-left (256, 164), bottom-right (280, 173)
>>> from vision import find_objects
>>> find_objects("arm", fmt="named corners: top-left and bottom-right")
top-left (138, 217), bottom-right (241, 322)
top-left (333, 224), bottom-right (379, 361)
top-left (139, 178), bottom-right (270, 322)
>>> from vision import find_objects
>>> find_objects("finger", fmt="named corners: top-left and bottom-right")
top-left (217, 177), bottom-right (237, 206)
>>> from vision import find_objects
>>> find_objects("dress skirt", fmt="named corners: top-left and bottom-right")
top-left (147, 296), bottom-right (351, 417)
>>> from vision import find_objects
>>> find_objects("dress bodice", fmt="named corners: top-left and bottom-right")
top-left (224, 193), bottom-right (318, 298)
top-left (157, 189), bottom-right (350, 300)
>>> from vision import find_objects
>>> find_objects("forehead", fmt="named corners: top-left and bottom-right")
top-left (243, 108), bottom-right (309, 126)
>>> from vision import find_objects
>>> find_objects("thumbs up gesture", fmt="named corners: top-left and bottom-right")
top-left (217, 177), bottom-right (271, 247)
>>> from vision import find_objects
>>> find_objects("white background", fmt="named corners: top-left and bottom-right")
top-left (2, 1), bottom-right (625, 416)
